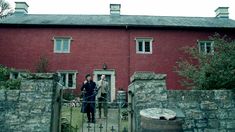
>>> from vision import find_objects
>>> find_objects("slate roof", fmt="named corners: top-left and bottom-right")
top-left (1, 14), bottom-right (235, 28)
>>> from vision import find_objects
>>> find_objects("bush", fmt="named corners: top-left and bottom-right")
top-left (63, 92), bottom-right (76, 101)
top-left (4, 79), bottom-right (21, 90)
top-left (0, 65), bottom-right (10, 81)
top-left (0, 65), bottom-right (21, 90)
top-left (36, 55), bottom-right (49, 73)
top-left (176, 33), bottom-right (235, 90)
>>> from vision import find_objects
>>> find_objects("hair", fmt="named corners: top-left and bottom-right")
top-left (85, 74), bottom-right (91, 79)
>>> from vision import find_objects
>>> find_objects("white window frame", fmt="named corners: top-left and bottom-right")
top-left (198, 40), bottom-right (214, 54)
top-left (135, 38), bottom-right (153, 54)
top-left (10, 70), bottom-right (27, 79)
top-left (53, 37), bottom-right (72, 53)
top-left (57, 71), bottom-right (77, 89)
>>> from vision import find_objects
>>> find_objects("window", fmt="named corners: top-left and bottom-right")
top-left (10, 71), bottom-right (27, 79)
top-left (58, 71), bottom-right (77, 89)
top-left (10, 72), bottom-right (19, 79)
top-left (136, 38), bottom-right (153, 54)
top-left (53, 37), bottom-right (72, 53)
top-left (198, 41), bottom-right (214, 54)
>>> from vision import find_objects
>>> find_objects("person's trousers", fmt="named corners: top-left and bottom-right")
top-left (86, 103), bottom-right (95, 122)
top-left (98, 93), bottom-right (108, 118)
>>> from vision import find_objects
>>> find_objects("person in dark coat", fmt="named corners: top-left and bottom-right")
top-left (81, 74), bottom-right (97, 123)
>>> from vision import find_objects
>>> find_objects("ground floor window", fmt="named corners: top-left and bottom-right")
top-left (10, 70), bottom-right (27, 79)
top-left (58, 71), bottom-right (77, 89)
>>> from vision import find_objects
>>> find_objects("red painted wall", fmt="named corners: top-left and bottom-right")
top-left (0, 27), bottom-right (234, 93)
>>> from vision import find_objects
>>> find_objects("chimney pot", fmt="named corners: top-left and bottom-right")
top-left (110, 4), bottom-right (121, 16)
top-left (15, 2), bottom-right (29, 14)
top-left (215, 7), bottom-right (229, 18)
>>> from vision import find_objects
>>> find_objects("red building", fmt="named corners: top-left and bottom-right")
top-left (1, 2), bottom-right (235, 101)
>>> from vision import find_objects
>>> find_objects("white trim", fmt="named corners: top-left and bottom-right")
top-left (57, 71), bottom-right (77, 89)
top-left (10, 70), bottom-right (27, 79)
top-left (198, 40), bottom-right (214, 54)
top-left (93, 69), bottom-right (116, 102)
top-left (53, 37), bottom-right (72, 53)
top-left (135, 38), bottom-right (153, 54)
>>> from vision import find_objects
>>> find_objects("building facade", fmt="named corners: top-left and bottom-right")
top-left (1, 2), bottom-right (235, 101)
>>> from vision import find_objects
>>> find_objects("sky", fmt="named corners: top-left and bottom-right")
top-left (19, 0), bottom-right (235, 19)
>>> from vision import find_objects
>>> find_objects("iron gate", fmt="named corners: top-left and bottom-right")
top-left (60, 92), bottom-right (128, 132)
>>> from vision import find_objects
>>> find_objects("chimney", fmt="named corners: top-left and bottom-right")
top-left (110, 4), bottom-right (121, 16)
top-left (15, 2), bottom-right (29, 14)
top-left (215, 7), bottom-right (229, 18)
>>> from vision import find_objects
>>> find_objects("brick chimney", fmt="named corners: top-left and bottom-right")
top-left (110, 4), bottom-right (121, 16)
top-left (15, 2), bottom-right (29, 14)
top-left (215, 7), bottom-right (229, 18)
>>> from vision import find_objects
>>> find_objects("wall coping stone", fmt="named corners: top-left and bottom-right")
top-left (130, 72), bottom-right (166, 82)
top-left (20, 73), bottom-right (56, 79)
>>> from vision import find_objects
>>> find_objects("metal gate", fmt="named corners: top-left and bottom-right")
top-left (60, 90), bottom-right (128, 132)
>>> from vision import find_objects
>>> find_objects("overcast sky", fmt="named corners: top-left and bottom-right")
top-left (20, 0), bottom-right (235, 19)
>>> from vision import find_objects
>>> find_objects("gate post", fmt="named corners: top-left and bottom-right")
top-left (128, 72), bottom-right (167, 132)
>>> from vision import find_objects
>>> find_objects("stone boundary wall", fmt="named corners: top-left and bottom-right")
top-left (0, 73), bottom-right (60, 132)
top-left (128, 72), bottom-right (235, 132)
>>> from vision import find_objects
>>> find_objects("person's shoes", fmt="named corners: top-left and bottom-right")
top-left (87, 120), bottom-right (91, 123)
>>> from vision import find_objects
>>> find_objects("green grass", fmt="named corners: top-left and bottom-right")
top-left (120, 120), bottom-right (128, 131)
top-left (61, 106), bottom-right (83, 130)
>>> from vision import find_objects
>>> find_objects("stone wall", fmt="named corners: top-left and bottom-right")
top-left (128, 72), bottom-right (235, 132)
top-left (0, 73), bottom-right (60, 132)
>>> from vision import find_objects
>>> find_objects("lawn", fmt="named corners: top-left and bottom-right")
top-left (61, 106), bottom-right (83, 131)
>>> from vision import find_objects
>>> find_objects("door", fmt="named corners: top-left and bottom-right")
top-left (97, 74), bottom-right (111, 102)
top-left (93, 70), bottom-right (116, 102)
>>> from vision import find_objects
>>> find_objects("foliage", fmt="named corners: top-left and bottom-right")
top-left (63, 92), bottom-right (76, 101)
top-left (2, 79), bottom-right (21, 90)
top-left (0, 65), bottom-right (10, 81)
top-left (176, 33), bottom-right (235, 90)
top-left (61, 106), bottom-right (82, 132)
top-left (0, 65), bottom-right (21, 90)
top-left (36, 55), bottom-right (49, 73)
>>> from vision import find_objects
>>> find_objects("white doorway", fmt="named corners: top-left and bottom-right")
top-left (93, 69), bottom-right (116, 102)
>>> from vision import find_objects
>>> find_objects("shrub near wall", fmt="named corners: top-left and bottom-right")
top-left (128, 72), bottom-right (235, 132)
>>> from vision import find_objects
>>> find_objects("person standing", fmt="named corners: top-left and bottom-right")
top-left (97, 75), bottom-right (109, 118)
top-left (81, 74), bottom-right (97, 123)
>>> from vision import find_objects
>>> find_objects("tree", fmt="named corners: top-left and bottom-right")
top-left (36, 55), bottom-right (49, 73)
top-left (176, 33), bottom-right (235, 90)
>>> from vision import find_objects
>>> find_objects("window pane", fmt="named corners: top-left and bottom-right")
top-left (200, 42), bottom-right (205, 53)
top-left (61, 73), bottom-right (66, 86)
top-left (138, 41), bottom-right (143, 52)
top-left (206, 42), bottom-right (211, 53)
top-left (145, 41), bottom-right (150, 52)
top-left (56, 40), bottom-right (62, 51)
top-left (62, 39), bottom-right (69, 52)
top-left (68, 73), bottom-right (73, 87)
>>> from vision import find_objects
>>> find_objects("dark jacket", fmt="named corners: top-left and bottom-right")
top-left (81, 81), bottom-right (97, 113)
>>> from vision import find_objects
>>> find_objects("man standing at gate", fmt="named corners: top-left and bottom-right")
top-left (81, 74), bottom-right (97, 123)
top-left (97, 74), bottom-right (109, 118)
